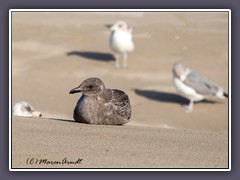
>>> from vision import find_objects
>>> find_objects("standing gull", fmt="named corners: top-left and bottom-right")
top-left (69, 77), bottom-right (131, 125)
top-left (109, 20), bottom-right (135, 68)
top-left (172, 63), bottom-right (228, 112)
top-left (12, 101), bottom-right (42, 117)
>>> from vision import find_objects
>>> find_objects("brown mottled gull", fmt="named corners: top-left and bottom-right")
top-left (173, 62), bottom-right (228, 112)
top-left (69, 77), bottom-right (131, 125)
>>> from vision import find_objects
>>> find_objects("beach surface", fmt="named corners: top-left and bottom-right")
top-left (12, 116), bottom-right (228, 168)
top-left (11, 12), bottom-right (229, 169)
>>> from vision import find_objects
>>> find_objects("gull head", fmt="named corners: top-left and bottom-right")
top-left (110, 20), bottom-right (131, 32)
top-left (173, 62), bottom-right (188, 79)
top-left (12, 101), bottom-right (42, 117)
top-left (69, 77), bottom-right (105, 96)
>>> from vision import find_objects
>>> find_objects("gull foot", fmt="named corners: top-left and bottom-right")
top-left (182, 105), bottom-right (193, 113)
top-left (114, 64), bottom-right (120, 68)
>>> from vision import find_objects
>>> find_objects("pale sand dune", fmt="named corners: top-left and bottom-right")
top-left (11, 12), bottom-right (229, 169)
top-left (12, 116), bottom-right (228, 168)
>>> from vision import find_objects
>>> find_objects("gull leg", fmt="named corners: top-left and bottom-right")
top-left (183, 100), bottom-right (194, 113)
top-left (114, 54), bottom-right (120, 68)
top-left (123, 53), bottom-right (128, 68)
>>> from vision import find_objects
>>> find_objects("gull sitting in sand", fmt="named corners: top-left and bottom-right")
top-left (172, 62), bottom-right (228, 112)
top-left (12, 101), bottom-right (42, 117)
top-left (69, 77), bottom-right (131, 125)
top-left (109, 20), bottom-right (135, 68)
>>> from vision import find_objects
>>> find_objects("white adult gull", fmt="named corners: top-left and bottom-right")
top-left (69, 77), bottom-right (131, 125)
top-left (109, 20), bottom-right (135, 68)
top-left (172, 62), bottom-right (228, 112)
top-left (12, 101), bottom-right (42, 117)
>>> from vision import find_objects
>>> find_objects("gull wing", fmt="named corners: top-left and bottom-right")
top-left (184, 71), bottom-right (220, 96)
top-left (109, 89), bottom-right (131, 120)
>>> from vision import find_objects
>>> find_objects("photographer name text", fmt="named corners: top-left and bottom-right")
top-left (26, 157), bottom-right (83, 165)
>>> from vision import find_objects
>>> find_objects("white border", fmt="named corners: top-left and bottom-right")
top-left (9, 9), bottom-right (12, 171)
top-left (9, 9), bottom-right (231, 171)
top-left (10, 9), bottom-right (229, 12)
top-left (228, 9), bottom-right (231, 171)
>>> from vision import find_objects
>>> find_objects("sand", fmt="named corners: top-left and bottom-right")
top-left (11, 11), bottom-right (229, 169)
top-left (12, 116), bottom-right (228, 168)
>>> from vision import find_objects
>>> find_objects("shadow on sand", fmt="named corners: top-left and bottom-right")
top-left (47, 118), bottom-right (79, 124)
top-left (134, 89), bottom-right (218, 105)
top-left (67, 51), bottom-right (115, 62)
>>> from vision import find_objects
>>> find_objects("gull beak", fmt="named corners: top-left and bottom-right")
top-left (69, 86), bottom-right (82, 94)
top-left (105, 24), bottom-right (113, 29)
top-left (32, 111), bottom-right (42, 117)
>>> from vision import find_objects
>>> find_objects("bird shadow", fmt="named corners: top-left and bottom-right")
top-left (48, 117), bottom-right (77, 123)
top-left (134, 89), bottom-right (219, 105)
top-left (67, 51), bottom-right (115, 62)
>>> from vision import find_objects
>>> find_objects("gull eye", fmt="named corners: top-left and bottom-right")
top-left (25, 105), bottom-right (31, 111)
top-left (88, 85), bottom-right (94, 89)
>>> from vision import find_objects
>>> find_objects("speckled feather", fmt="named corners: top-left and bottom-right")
top-left (109, 89), bottom-right (131, 120)
top-left (70, 78), bottom-right (131, 125)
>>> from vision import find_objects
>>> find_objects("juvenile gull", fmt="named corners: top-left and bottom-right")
top-left (109, 20), bottom-right (135, 68)
top-left (12, 101), bottom-right (42, 117)
top-left (172, 63), bottom-right (228, 112)
top-left (69, 77), bottom-right (131, 125)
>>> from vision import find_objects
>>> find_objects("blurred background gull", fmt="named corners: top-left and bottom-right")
top-left (109, 20), bottom-right (135, 68)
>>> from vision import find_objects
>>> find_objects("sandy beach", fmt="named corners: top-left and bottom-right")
top-left (12, 116), bottom-right (228, 168)
top-left (11, 11), bottom-right (229, 169)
